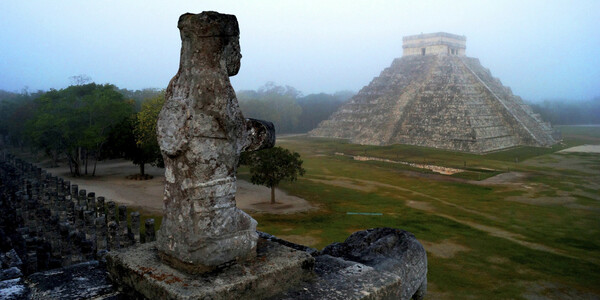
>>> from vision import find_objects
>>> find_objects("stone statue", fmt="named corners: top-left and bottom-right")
top-left (155, 11), bottom-right (275, 273)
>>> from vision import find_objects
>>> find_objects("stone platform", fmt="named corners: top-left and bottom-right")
top-left (106, 238), bottom-right (315, 300)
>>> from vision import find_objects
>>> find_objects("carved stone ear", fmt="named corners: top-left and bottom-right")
top-left (243, 118), bottom-right (276, 152)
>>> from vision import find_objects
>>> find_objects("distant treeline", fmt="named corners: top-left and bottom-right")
top-left (237, 82), bottom-right (354, 134)
top-left (0, 84), bottom-right (165, 177)
top-left (528, 97), bottom-right (600, 125)
top-left (0, 82), bottom-right (352, 176)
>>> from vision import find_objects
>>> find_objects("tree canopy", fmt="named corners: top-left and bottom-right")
top-left (529, 97), bottom-right (600, 125)
top-left (133, 92), bottom-right (165, 175)
top-left (25, 83), bottom-right (133, 175)
top-left (240, 146), bottom-right (305, 204)
top-left (237, 82), bottom-right (354, 134)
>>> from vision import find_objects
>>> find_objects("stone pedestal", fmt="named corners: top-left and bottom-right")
top-left (106, 238), bottom-right (314, 300)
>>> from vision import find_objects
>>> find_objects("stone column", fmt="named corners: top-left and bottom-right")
top-left (96, 215), bottom-right (108, 252)
top-left (97, 196), bottom-right (105, 217)
top-left (107, 201), bottom-right (116, 222)
top-left (59, 222), bottom-right (72, 266)
top-left (25, 251), bottom-right (37, 274)
top-left (87, 192), bottom-right (96, 215)
top-left (145, 219), bottom-right (155, 243)
top-left (130, 212), bottom-right (141, 245)
top-left (78, 189), bottom-right (86, 207)
top-left (118, 205), bottom-right (128, 248)
top-left (108, 221), bottom-right (119, 251)
top-left (63, 180), bottom-right (70, 196)
top-left (155, 11), bottom-right (274, 273)
top-left (84, 210), bottom-right (96, 253)
top-left (71, 184), bottom-right (78, 199)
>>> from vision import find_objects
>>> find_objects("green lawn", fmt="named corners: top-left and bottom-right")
top-left (247, 126), bottom-right (600, 299)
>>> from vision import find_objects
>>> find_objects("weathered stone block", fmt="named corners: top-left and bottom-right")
top-left (106, 239), bottom-right (314, 300)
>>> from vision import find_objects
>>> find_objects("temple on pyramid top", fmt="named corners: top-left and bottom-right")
top-left (403, 32), bottom-right (466, 56)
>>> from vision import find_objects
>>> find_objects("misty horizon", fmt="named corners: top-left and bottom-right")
top-left (1, 0), bottom-right (599, 102)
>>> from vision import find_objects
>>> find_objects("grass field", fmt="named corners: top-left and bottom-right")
top-left (243, 126), bottom-right (600, 299)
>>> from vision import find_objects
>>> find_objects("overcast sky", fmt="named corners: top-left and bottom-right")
top-left (1, 0), bottom-right (599, 102)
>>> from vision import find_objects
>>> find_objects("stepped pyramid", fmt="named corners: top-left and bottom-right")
top-left (310, 32), bottom-right (559, 153)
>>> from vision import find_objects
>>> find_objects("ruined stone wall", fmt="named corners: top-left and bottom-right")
top-left (0, 153), bottom-right (156, 275)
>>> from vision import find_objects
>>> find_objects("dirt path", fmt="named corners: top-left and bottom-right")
top-left (308, 174), bottom-right (590, 263)
top-left (43, 159), bottom-right (314, 215)
top-left (559, 144), bottom-right (600, 153)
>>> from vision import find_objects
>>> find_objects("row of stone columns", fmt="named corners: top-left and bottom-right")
top-left (0, 153), bottom-right (156, 275)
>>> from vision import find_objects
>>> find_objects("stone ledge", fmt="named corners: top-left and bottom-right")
top-left (268, 228), bottom-right (427, 300)
top-left (273, 254), bottom-right (404, 299)
top-left (106, 239), bottom-right (314, 300)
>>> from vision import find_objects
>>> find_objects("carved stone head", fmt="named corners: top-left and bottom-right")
top-left (177, 11), bottom-right (241, 76)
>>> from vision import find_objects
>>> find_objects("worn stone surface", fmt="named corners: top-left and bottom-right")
top-left (309, 36), bottom-right (559, 153)
top-left (0, 267), bottom-right (22, 281)
top-left (321, 228), bottom-right (427, 300)
top-left (1, 250), bottom-right (22, 269)
top-left (274, 254), bottom-right (404, 300)
top-left (0, 277), bottom-right (28, 300)
top-left (274, 228), bottom-right (427, 300)
top-left (0, 261), bottom-right (116, 300)
top-left (106, 239), bottom-right (314, 300)
top-left (27, 260), bottom-right (117, 300)
top-left (155, 11), bottom-right (275, 270)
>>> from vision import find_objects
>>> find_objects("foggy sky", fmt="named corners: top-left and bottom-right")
top-left (1, 0), bottom-right (599, 102)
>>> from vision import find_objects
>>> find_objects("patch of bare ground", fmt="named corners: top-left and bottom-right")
top-left (276, 235), bottom-right (321, 248)
top-left (565, 204), bottom-right (600, 212)
top-left (486, 256), bottom-right (510, 264)
top-left (478, 171), bottom-right (528, 185)
top-left (236, 180), bottom-right (315, 214)
top-left (559, 144), bottom-right (600, 154)
top-left (522, 281), bottom-right (600, 300)
top-left (41, 159), bottom-right (315, 215)
top-left (315, 174), bottom-right (501, 222)
top-left (405, 200), bottom-right (435, 212)
top-left (345, 228), bottom-right (368, 235)
top-left (425, 282), bottom-right (453, 300)
top-left (307, 178), bottom-right (377, 192)
top-left (506, 189), bottom-right (600, 211)
top-left (574, 190), bottom-right (600, 201)
top-left (525, 153), bottom-right (600, 175)
top-left (421, 239), bottom-right (470, 258)
top-left (311, 175), bottom-right (587, 263)
top-left (506, 191), bottom-right (577, 206)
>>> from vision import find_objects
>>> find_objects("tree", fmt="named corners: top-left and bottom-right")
top-left (132, 93), bottom-right (165, 176)
top-left (295, 91), bottom-right (353, 132)
top-left (69, 74), bottom-right (92, 86)
top-left (0, 89), bottom-right (42, 149)
top-left (101, 92), bottom-right (165, 178)
top-left (237, 82), bottom-right (354, 134)
top-left (26, 83), bottom-right (133, 176)
top-left (238, 82), bottom-right (302, 134)
top-left (241, 147), bottom-right (305, 204)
